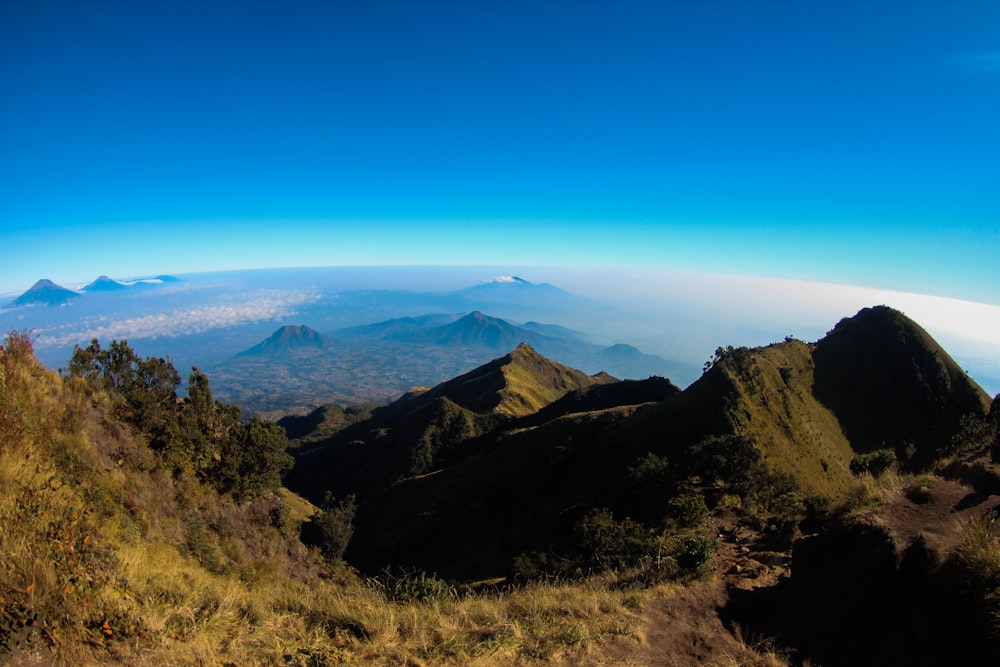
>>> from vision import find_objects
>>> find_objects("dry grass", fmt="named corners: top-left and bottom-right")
top-left (709, 625), bottom-right (795, 667)
top-left (840, 469), bottom-right (903, 516)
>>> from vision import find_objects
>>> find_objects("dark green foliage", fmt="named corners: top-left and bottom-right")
top-left (665, 493), bottom-right (708, 529)
top-left (213, 417), bottom-right (293, 502)
top-left (672, 533), bottom-right (717, 575)
top-left (65, 339), bottom-right (290, 502)
top-left (850, 449), bottom-right (897, 477)
top-left (305, 494), bottom-right (357, 562)
top-left (626, 452), bottom-right (675, 523)
top-left (948, 403), bottom-right (1000, 456)
top-left (574, 508), bottom-right (667, 573)
top-left (802, 494), bottom-right (833, 524)
top-left (687, 434), bottom-right (763, 493)
top-left (67, 338), bottom-right (181, 442)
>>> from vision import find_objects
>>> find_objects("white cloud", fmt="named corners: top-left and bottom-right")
top-left (33, 289), bottom-right (321, 347)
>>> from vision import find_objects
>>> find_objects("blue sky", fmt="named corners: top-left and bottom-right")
top-left (1, 1), bottom-right (998, 302)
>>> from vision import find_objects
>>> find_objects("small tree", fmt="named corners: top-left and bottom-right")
top-left (212, 417), bottom-right (293, 502)
top-left (308, 494), bottom-right (357, 562)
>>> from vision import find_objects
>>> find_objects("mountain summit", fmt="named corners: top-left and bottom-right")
top-left (284, 342), bottom-right (615, 500)
top-left (238, 325), bottom-right (334, 357)
top-left (388, 311), bottom-right (537, 350)
top-left (400, 341), bottom-right (613, 417)
top-left (9, 279), bottom-right (80, 307)
top-left (83, 275), bottom-right (128, 291)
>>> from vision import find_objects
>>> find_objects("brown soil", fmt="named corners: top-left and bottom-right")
top-left (570, 468), bottom-right (1000, 666)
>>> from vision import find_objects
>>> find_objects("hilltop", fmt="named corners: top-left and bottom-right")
top-left (284, 343), bottom-right (613, 500)
top-left (82, 275), bottom-right (128, 292)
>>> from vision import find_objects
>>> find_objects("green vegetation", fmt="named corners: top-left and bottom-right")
top-left (849, 448), bottom-right (898, 477)
top-left (65, 338), bottom-right (292, 501)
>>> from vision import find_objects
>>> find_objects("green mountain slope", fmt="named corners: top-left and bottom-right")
top-left (334, 307), bottom-right (992, 581)
top-left (285, 343), bottom-right (615, 501)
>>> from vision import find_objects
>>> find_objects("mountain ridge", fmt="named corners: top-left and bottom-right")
top-left (285, 306), bottom-right (994, 582)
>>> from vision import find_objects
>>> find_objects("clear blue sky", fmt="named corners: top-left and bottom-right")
top-left (2, 0), bottom-right (998, 302)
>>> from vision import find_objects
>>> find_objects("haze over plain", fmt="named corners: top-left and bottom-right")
top-left (1, 1), bottom-right (997, 391)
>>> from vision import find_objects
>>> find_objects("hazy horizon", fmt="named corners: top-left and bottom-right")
top-left (2, 265), bottom-right (998, 398)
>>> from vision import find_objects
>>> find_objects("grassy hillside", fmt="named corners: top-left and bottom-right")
top-left (339, 308), bottom-right (993, 583)
top-left (285, 343), bottom-right (613, 501)
top-left (710, 339), bottom-right (857, 499)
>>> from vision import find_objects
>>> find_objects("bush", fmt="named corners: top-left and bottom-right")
top-left (672, 533), bottom-right (717, 575)
top-left (575, 508), bottom-right (666, 573)
top-left (687, 435), bottom-right (764, 493)
top-left (665, 493), bottom-right (708, 529)
top-left (305, 494), bottom-right (357, 562)
top-left (850, 449), bottom-right (897, 477)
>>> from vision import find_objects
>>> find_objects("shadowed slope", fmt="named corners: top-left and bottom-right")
top-left (813, 305), bottom-right (990, 465)
top-left (340, 307), bottom-right (992, 581)
top-left (285, 343), bottom-right (613, 501)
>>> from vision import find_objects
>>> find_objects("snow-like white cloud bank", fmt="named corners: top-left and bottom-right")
top-left (33, 289), bottom-right (322, 347)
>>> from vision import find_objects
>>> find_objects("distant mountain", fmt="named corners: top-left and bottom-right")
top-left (82, 275), bottom-right (128, 292)
top-left (594, 343), bottom-right (678, 378)
top-left (9, 279), bottom-right (81, 307)
top-left (238, 325), bottom-right (334, 357)
top-left (518, 320), bottom-right (589, 340)
top-left (210, 311), bottom-right (687, 416)
top-left (335, 313), bottom-right (463, 340)
top-left (387, 311), bottom-right (547, 350)
top-left (454, 276), bottom-right (577, 303)
top-left (340, 310), bottom-right (680, 380)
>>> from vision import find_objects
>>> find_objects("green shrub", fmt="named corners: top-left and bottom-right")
top-left (304, 494), bottom-right (357, 562)
top-left (850, 449), bottom-right (897, 477)
top-left (574, 507), bottom-right (666, 573)
top-left (671, 533), bottom-right (717, 575)
top-left (665, 493), bottom-right (708, 529)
